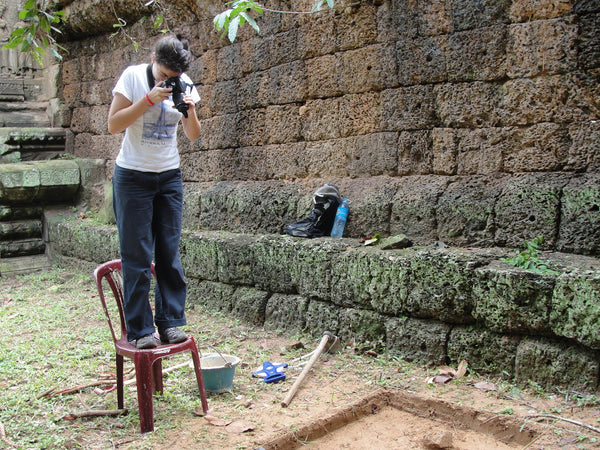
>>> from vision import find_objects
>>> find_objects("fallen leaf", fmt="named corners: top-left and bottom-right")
top-left (204, 414), bottom-right (232, 427)
top-left (474, 381), bottom-right (498, 392)
top-left (456, 360), bottom-right (468, 378)
top-left (428, 374), bottom-right (453, 384)
top-left (437, 366), bottom-right (457, 376)
top-left (226, 419), bottom-right (255, 434)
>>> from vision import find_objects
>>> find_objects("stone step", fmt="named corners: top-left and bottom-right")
top-left (0, 254), bottom-right (51, 277)
top-left (0, 101), bottom-right (50, 127)
top-left (0, 127), bottom-right (67, 162)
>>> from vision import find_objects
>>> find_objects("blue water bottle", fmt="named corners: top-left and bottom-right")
top-left (330, 198), bottom-right (349, 237)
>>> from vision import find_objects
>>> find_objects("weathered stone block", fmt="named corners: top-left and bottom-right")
top-left (381, 85), bottom-right (438, 132)
top-left (230, 286), bottom-right (270, 325)
top-left (0, 220), bottom-right (42, 240)
top-left (305, 54), bottom-right (342, 99)
top-left (436, 176), bottom-right (499, 246)
top-left (51, 221), bottom-right (119, 263)
top-left (349, 133), bottom-right (398, 177)
top-left (302, 139), bottom-right (348, 177)
top-left (0, 238), bottom-right (45, 257)
top-left (506, 18), bottom-right (578, 78)
top-left (432, 128), bottom-right (457, 175)
top-left (335, 4), bottom-right (378, 51)
top-left (448, 326), bottom-right (520, 377)
top-left (455, 127), bottom-right (506, 174)
top-left (337, 308), bottom-right (386, 350)
top-left (578, 12), bottom-right (600, 70)
top-left (339, 92), bottom-right (382, 137)
top-left (497, 74), bottom-right (600, 126)
top-left (330, 246), bottom-right (411, 313)
top-left (264, 293), bottom-right (309, 333)
top-left (446, 26), bottom-right (507, 81)
top-left (567, 120), bottom-right (600, 172)
top-left (338, 44), bottom-right (398, 94)
top-left (551, 272), bottom-right (600, 350)
top-left (266, 61), bottom-right (308, 105)
top-left (557, 174), bottom-right (600, 255)
top-left (215, 43), bottom-right (243, 82)
top-left (198, 114), bottom-right (241, 150)
top-left (180, 149), bottom-right (236, 182)
top-left (450, 0), bottom-right (511, 31)
top-left (265, 105), bottom-right (302, 144)
top-left (386, 317), bottom-right (450, 365)
top-left (296, 13), bottom-right (337, 59)
top-left (300, 98), bottom-right (341, 141)
top-left (494, 173), bottom-right (567, 249)
top-left (398, 130), bottom-right (433, 175)
top-left (238, 108), bottom-right (267, 147)
top-left (186, 279), bottom-right (236, 313)
top-left (325, 176), bottom-right (392, 237)
top-left (202, 80), bottom-right (239, 116)
top-left (436, 81), bottom-right (501, 128)
top-left (304, 299), bottom-right (341, 338)
top-left (406, 249), bottom-right (479, 322)
top-left (472, 262), bottom-right (556, 333)
top-left (510, 0), bottom-right (573, 21)
top-left (180, 231), bottom-right (220, 282)
top-left (396, 36), bottom-right (448, 86)
top-left (503, 123), bottom-right (570, 172)
top-left (515, 337), bottom-right (600, 390)
top-left (390, 175), bottom-right (448, 242)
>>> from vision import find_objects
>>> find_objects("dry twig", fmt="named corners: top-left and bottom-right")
top-left (526, 414), bottom-right (600, 434)
top-left (0, 422), bottom-right (17, 448)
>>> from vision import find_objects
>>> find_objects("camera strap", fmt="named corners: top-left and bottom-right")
top-left (146, 64), bottom-right (154, 90)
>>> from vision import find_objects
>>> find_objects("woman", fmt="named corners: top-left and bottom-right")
top-left (107, 35), bottom-right (201, 349)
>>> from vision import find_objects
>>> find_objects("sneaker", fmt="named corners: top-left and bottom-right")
top-left (136, 334), bottom-right (158, 349)
top-left (159, 327), bottom-right (187, 344)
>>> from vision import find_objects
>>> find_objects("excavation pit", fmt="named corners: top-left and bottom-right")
top-left (259, 389), bottom-right (539, 449)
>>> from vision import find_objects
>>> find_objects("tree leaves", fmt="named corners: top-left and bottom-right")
top-left (3, 1), bottom-right (66, 66)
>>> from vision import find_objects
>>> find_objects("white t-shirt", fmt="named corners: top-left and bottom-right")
top-left (112, 63), bottom-right (200, 172)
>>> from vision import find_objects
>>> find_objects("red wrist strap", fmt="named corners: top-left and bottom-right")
top-left (145, 93), bottom-right (154, 106)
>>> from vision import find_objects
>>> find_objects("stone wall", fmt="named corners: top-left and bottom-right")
top-left (53, 219), bottom-right (600, 390)
top-left (44, 0), bottom-right (600, 389)
top-left (58, 0), bottom-right (600, 255)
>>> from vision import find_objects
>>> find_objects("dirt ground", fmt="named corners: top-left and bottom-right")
top-left (124, 318), bottom-right (600, 450)
top-left (2, 271), bottom-right (599, 450)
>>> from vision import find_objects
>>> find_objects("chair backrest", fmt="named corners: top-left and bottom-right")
top-left (93, 259), bottom-right (155, 343)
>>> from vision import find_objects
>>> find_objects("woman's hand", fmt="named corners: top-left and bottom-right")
top-left (147, 81), bottom-right (172, 105)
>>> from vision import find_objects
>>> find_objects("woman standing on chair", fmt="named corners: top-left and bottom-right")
top-left (107, 35), bottom-right (201, 349)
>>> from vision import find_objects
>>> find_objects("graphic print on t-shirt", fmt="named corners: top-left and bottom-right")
top-left (142, 102), bottom-right (179, 145)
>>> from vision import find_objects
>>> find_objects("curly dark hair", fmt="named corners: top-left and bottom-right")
top-left (154, 36), bottom-right (192, 74)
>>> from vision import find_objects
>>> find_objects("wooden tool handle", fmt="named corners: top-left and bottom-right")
top-left (281, 332), bottom-right (332, 408)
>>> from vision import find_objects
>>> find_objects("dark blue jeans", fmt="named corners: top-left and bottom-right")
top-left (112, 164), bottom-right (187, 341)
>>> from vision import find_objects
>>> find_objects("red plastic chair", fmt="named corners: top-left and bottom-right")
top-left (93, 259), bottom-right (209, 433)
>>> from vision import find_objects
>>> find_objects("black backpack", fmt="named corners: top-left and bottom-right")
top-left (283, 184), bottom-right (342, 238)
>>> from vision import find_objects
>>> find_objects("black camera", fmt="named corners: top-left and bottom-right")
top-left (164, 76), bottom-right (193, 118)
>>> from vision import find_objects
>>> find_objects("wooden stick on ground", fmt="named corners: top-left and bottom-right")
top-left (281, 332), bottom-right (335, 408)
top-left (526, 414), bottom-right (600, 434)
top-left (0, 422), bottom-right (17, 448)
top-left (63, 409), bottom-right (128, 420)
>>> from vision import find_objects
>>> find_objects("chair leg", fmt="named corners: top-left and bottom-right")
top-left (153, 359), bottom-right (163, 395)
top-left (116, 354), bottom-right (124, 410)
top-left (135, 354), bottom-right (155, 433)
top-left (190, 347), bottom-right (209, 414)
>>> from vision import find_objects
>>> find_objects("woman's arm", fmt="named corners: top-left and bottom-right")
top-left (181, 94), bottom-right (201, 141)
top-left (107, 83), bottom-right (172, 134)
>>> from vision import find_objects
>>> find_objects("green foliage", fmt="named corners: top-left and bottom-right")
top-left (213, 0), bottom-right (263, 43)
top-left (213, 0), bottom-right (336, 43)
top-left (2, 0), bottom-right (66, 65)
top-left (501, 236), bottom-right (561, 275)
